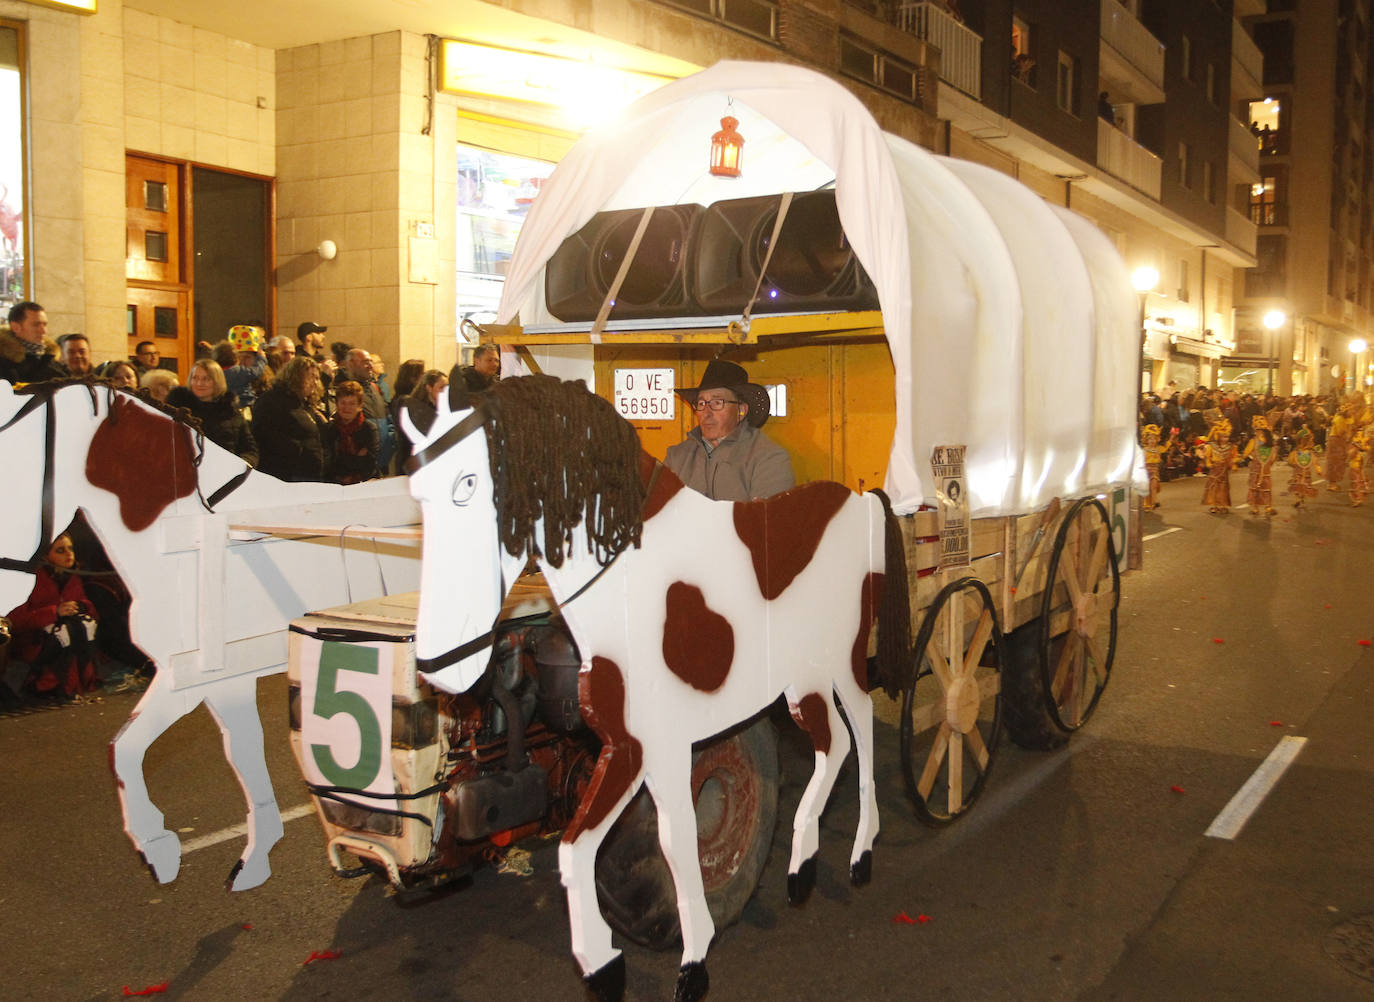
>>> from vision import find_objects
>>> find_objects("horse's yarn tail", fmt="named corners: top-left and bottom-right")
top-left (868, 488), bottom-right (910, 700)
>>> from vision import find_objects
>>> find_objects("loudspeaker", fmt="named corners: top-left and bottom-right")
top-left (691, 190), bottom-right (879, 316)
top-left (544, 204), bottom-right (703, 322)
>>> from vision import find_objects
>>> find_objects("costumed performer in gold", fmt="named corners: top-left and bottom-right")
top-left (1201, 418), bottom-right (1235, 514)
top-left (1286, 426), bottom-right (1322, 509)
top-left (1142, 424), bottom-right (1165, 510)
top-left (1242, 416), bottom-right (1278, 517)
top-left (1349, 428), bottom-right (1368, 507)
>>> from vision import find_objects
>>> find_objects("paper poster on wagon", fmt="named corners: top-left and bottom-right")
top-left (934, 444), bottom-right (970, 569)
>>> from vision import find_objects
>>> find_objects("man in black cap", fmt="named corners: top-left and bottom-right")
top-left (297, 320), bottom-right (328, 361)
top-left (664, 358), bottom-right (795, 501)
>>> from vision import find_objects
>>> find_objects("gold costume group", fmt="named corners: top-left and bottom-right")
top-left (1141, 397), bottom-right (1372, 517)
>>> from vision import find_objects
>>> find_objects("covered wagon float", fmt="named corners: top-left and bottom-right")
top-left (286, 60), bottom-right (1145, 1001)
top-left (0, 376), bottom-right (423, 890)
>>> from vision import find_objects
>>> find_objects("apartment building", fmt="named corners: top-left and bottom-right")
top-left (1236, 0), bottom-right (1374, 396)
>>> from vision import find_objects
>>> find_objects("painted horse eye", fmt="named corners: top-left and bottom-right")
top-left (451, 472), bottom-right (479, 506)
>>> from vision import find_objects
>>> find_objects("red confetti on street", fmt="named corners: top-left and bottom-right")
top-left (1325, 604), bottom-right (1332, 609)
top-left (1212, 638), bottom-right (1224, 644)
top-left (892, 912), bottom-right (930, 925)
top-left (1269, 721), bottom-right (1284, 727)
top-left (1360, 640), bottom-right (1373, 647)
top-left (241, 923), bottom-right (253, 930)
top-left (302, 950), bottom-right (343, 966)
top-left (1170, 785), bottom-right (1186, 794)
top-left (121, 984), bottom-right (168, 997)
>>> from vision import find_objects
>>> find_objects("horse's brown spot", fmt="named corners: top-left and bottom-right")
top-left (852, 572), bottom-right (884, 692)
top-left (639, 451), bottom-right (685, 523)
top-left (790, 692), bottom-right (831, 755)
top-left (86, 395), bottom-right (197, 531)
top-left (565, 656), bottom-right (644, 842)
top-left (733, 481), bottom-right (851, 600)
top-left (662, 581), bottom-right (734, 692)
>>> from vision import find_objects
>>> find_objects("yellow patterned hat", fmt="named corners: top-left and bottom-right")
top-left (227, 324), bottom-right (264, 353)
top-left (1143, 423), bottom-right (1161, 437)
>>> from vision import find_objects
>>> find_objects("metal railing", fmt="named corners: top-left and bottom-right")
top-left (890, 3), bottom-right (982, 99)
top-left (1097, 119), bottom-right (1162, 199)
top-left (1229, 115), bottom-right (1260, 177)
top-left (1099, 0), bottom-right (1164, 94)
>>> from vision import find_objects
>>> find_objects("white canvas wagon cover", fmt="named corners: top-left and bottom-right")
top-left (497, 61), bottom-right (1146, 517)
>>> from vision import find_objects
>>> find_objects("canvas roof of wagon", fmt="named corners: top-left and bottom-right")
top-left (496, 61), bottom-right (1146, 517)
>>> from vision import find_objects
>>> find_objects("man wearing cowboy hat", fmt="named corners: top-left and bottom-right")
top-left (665, 358), bottom-right (795, 501)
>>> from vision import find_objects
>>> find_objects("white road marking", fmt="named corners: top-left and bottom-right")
top-left (1205, 736), bottom-right (1308, 840)
top-left (1143, 526), bottom-right (1183, 542)
top-left (182, 803), bottom-right (315, 855)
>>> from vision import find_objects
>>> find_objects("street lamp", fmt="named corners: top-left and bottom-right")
top-left (1262, 309), bottom-right (1286, 396)
top-left (1350, 338), bottom-right (1368, 397)
top-left (1132, 267), bottom-right (1160, 396)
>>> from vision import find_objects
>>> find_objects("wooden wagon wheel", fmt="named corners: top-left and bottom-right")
top-left (900, 576), bottom-right (1004, 826)
top-left (1038, 497), bottom-right (1120, 732)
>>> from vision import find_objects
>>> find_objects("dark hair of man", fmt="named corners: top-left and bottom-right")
top-left (136, 340), bottom-right (155, 355)
top-left (8, 301), bottom-right (41, 325)
top-left (472, 343), bottom-right (499, 362)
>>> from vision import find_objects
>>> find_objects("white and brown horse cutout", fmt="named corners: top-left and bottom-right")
top-left (402, 375), bottom-right (909, 1002)
top-left (0, 379), bottom-right (421, 890)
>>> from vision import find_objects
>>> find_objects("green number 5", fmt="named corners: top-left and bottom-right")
top-left (310, 642), bottom-right (384, 789)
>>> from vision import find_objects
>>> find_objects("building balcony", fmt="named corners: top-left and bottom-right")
top-left (1231, 20), bottom-right (1263, 102)
top-left (890, 2), bottom-right (981, 99)
top-left (1226, 206), bottom-right (1258, 256)
top-left (1098, 0), bottom-right (1165, 106)
top-left (1228, 115), bottom-right (1260, 181)
top-left (1097, 119), bottom-right (1161, 199)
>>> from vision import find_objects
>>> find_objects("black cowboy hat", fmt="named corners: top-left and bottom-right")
top-left (674, 359), bottom-right (770, 427)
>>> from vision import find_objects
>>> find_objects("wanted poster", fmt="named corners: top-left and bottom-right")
top-left (932, 445), bottom-right (969, 569)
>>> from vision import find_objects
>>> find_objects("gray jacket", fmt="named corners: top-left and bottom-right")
top-left (663, 422), bottom-right (796, 501)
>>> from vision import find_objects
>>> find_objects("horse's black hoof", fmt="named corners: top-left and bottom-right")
top-left (584, 954), bottom-right (626, 1002)
top-left (224, 858), bottom-right (244, 891)
top-left (787, 854), bottom-right (818, 906)
top-left (675, 960), bottom-right (709, 1002)
top-left (850, 849), bottom-right (872, 887)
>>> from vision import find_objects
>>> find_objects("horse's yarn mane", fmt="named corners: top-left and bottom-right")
top-left (480, 375), bottom-right (644, 568)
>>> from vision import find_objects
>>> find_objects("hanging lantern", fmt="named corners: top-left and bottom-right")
top-left (709, 115), bottom-right (744, 178)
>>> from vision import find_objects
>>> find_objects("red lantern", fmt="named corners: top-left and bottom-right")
top-left (709, 115), bottom-right (744, 178)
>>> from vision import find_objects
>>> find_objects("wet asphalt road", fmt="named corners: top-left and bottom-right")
top-left (1, 466), bottom-right (1372, 1001)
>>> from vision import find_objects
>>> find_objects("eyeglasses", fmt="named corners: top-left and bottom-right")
top-left (693, 397), bottom-right (741, 412)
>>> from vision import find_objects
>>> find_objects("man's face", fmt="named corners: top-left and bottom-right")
top-left (137, 344), bottom-right (160, 368)
top-left (304, 331), bottom-right (324, 352)
top-left (276, 342), bottom-right (297, 365)
top-left (370, 353), bottom-right (385, 375)
top-left (10, 309), bottom-right (47, 345)
top-left (473, 350), bottom-right (500, 379)
top-left (347, 351), bottom-right (373, 380)
top-left (61, 339), bottom-right (91, 375)
top-left (694, 387), bottom-right (746, 446)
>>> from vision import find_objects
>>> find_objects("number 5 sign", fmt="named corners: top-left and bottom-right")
top-left (297, 636), bottom-right (398, 811)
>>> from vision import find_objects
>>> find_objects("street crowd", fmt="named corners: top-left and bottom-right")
top-left (1139, 384), bottom-right (1371, 518)
top-left (0, 301), bottom-right (502, 709)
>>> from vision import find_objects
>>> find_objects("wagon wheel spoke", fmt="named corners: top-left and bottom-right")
top-left (963, 609), bottom-right (993, 676)
top-left (947, 731), bottom-right (964, 815)
top-left (1051, 632), bottom-right (1082, 707)
top-left (1085, 523), bottom-right (1109, 593)
top-left (965, 725), bottom-right (990, 770)
top-left (1059, 540), bottom-right (1086, 606)
top-left (916, 722), bottom-right (952, 800)
top-left (924, 637), bottom-right (953, 691)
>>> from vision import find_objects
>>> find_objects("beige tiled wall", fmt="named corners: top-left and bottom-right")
top-left (276, 31), bottom-right (453, 371)
top-left (122, 5), bottom-right (275, 178)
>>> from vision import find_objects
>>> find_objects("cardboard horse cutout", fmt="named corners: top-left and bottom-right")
top-left (403, 375), bottom-right (908, 1000)
top-left (0, 379), bottom-right (420, 889)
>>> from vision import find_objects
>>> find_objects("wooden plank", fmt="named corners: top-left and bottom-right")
top-left (478, 311), bottom-right (887, 347)
top-left (229, 523), bottom-right (423, 541)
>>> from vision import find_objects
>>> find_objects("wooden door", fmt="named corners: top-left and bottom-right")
top-left (126, 154), bottom-right (192, 372)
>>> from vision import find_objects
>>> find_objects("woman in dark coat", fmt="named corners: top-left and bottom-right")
top-left (252, 356), bottom-right (326, 482)
top-left (322, 379), bottom-right (380, 484)
top-left (393, 369), bottom-right (448, 470)
top-left (167, 359), bottom-right (258, 466)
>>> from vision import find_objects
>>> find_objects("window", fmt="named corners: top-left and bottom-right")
top-left (661, 0), bottom-right (779, 42)
top-left (1056, 51), bottom-right (1078, 114)
top-left (839, 34), bottom-right (921, 103)
top-left (0, 21), bottom-right (28, 313)
top-left (1178, 258), bottom-right (1190, 302)
top-left (1178, 141), bottom-right (1190, 187)
top-left (1205, 63), bottom-right (1217, 103)
top-left (1180, 35), bottom-right (1192, 81)
top-left (1012, 16), bottom-right (1036, 86)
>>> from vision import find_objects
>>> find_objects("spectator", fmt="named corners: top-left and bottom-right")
top-left (132, 340), bottom-right (161, 377)
top-left (104, 361), bottom-right (138, 391)
top-left (1, 301), bottom-right (65, 383)
top-left (371, 353), bottom-right (393, 403)
top-left (395, 368), bottom-right (447, 470)
top-left (211, 339), bottom-right (237, 370)
top-left (1098, 91), bottom-right (1115, 125)
top-left (344, 347), bottom-right (394, 470)
top-left (297, 321), bottom-right (328, 361)
top-left (323, 379), bottom-right (380, 485)
top-left (224, 324), bottom-right (268, 410)
top-left (139, 368), bottom-right (178, 403)
top-left (252, 356), bottom-right (325, 482)
top-left (58, 333), bottom-right (93, 377)
top-left (4, 534), bottom-right (100, 701)
top-left (167, 359), bottom-right (259, 466)
top-left (330, 340), bottom-right (352, 367)
top-left (458, 343), bottom-right (501, 392)
top-left (265, 335), bottom-right (297, 375)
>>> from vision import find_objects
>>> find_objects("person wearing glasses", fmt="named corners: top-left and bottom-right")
top-left (664, 358), bottom-right (795, 501)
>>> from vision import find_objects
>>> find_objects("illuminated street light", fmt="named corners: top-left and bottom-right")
top-left (1131, 266), bottom-right (1160, 293)
top-left (1349, 338), bottom-right (1368, 353)
top-left (1263, 310), bottom-right (1286, 330)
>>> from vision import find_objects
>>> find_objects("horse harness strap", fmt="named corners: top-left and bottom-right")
top-left (0, 390), bottom-right (56, 574)
top-left (204, 466), bottom-right (252, 510)
top-left (411, 403), bottom-right (488, 471)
